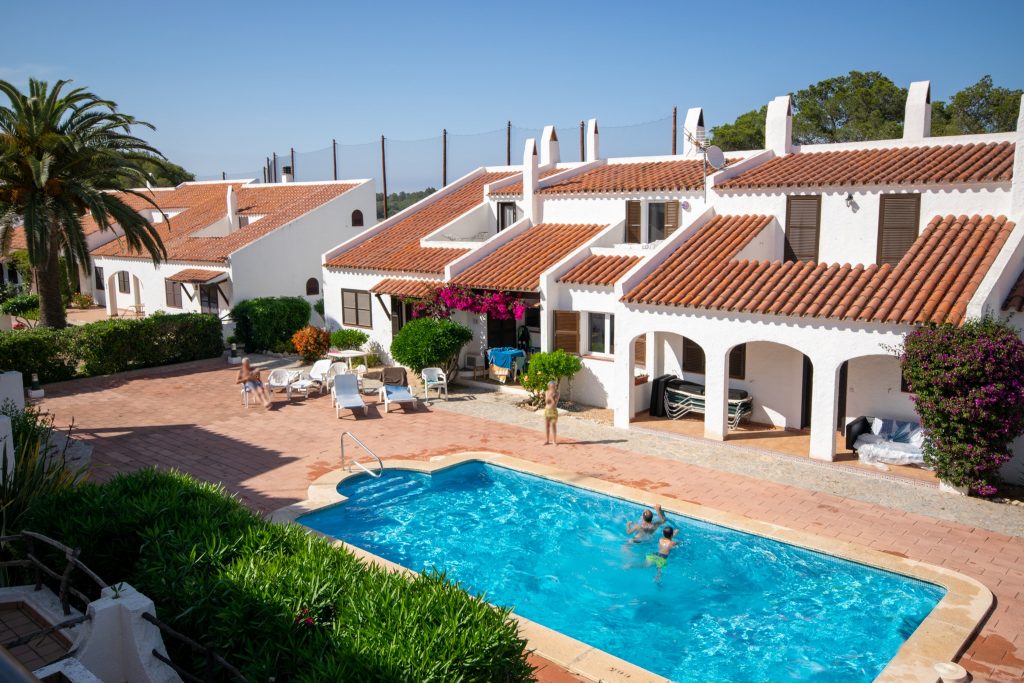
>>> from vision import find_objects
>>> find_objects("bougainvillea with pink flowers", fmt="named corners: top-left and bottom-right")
top-left (410, 284), bottom-right (525, 321)
top-left (901, 318), bottom-right (1024, 496)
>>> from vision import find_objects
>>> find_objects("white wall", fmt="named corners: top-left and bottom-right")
top-left (321, 268), bottom-right (397, 362)
top-left (93, 256), bottom-right (229, 318)
top-left (843, 354), bottom-right (918, 424)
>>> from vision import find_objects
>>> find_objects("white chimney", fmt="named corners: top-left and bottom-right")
top-left (682, 107), bottom-right (705, 157)
top-left (281, 165), bottom-right (293, 183)
top-left (523, 138), bottom-right (540, 223)
top-left (765, 95), bottom-right (793, 155)
top-left (226, 186), bottom-right (238, 231)
top-left (903, 81), bottom-right (932, 140)
top-left (540, 125), bottom-right (560, 166)
top-left (586, 118), bottom-right (600, 161)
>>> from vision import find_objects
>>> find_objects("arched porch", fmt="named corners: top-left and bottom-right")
top-left (105, 270), bottom-right (143, 318)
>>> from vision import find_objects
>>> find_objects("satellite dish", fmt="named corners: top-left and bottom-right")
top-left (705, 145), bottom-right (726, 170)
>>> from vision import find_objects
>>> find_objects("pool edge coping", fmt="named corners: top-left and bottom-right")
top-left (272, 451), bottom-right (993, 683)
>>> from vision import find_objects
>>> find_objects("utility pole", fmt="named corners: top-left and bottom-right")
top-left (579, 120), bottom-right (585, 162)
top-left (332, 139), bottom-right (338, 180)
top-left (442, 128), bottom-right (448, 187)
top-left (272, 152), bottom-right (278, 183)
top-left (290, 147), bottom-right (295, 179)
top-left (672, 106), bottom-right (678, 155)
top-left (380, 135), bottom-right (388, 219)
top-left (506, 120), bottom-right (511, 165)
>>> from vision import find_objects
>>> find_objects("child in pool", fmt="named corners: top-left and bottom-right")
top-left (626, 503), bottom-right (666, 543)
top-left (645, 526), bottom-right (679, 580)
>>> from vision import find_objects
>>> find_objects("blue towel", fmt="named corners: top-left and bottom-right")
top-left (488, 347), bottom-right (526, 369)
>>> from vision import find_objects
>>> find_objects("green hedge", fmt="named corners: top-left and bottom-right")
top-left (26, 469), bottom-right (532, 682)
top-left (0, 313), bottom-right (223, 382)
top-left (230, 297), bottom-right (310, 353)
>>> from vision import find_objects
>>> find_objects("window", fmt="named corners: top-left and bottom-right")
top-left (199, 284), bottom-right (219, 314)
top-left (625, 201), bottom-right (641, 243)
top-left (351, 209), bottom-right (364, 227)
top-left (645, 201), bottom-right (680, 243)
top-left (117, 271), bottom-right (130, 294)
top-left (341, 289), bottom-right (372, 328)
top-left (164, 279), bottom-right (183, 308)
top-left (497, 202), bottom-right (518, 231)
top-left (877, 194), bottom-right (921, 266)
top-left (238, 215), bottom-right (250, 228)
top-left (305, 278), bottom-right (320, 296)
top-left (784, 195), bottom-right (821, 262)
top-left (587, 313), bottom-right (614, 355)
top-left (681, 338), bottom-right (746, 379)
top-left (94, 266), bottom-right (105, 290)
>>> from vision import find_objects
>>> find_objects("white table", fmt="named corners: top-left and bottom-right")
top-left (327, 349), bottom-right (368, 367)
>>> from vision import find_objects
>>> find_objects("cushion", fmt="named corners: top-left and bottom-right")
top-left (857, 441), bottom-right (925, 466)
top-left (891, 420), bottom-right (916, 444)
top-left (870, 417), bottom-right (884, 435)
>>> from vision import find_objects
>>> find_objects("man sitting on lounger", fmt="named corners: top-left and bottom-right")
top-left (626, 503), bottom-right (666, 543)
top-left (236, 358), bottom-right (272, 409)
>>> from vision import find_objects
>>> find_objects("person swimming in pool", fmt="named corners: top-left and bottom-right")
top-left (645, 526), bottom-right (679, 580)
top-left (626, 503), bottom-right (666, 543)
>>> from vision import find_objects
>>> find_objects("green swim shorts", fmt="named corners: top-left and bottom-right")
top-left (646, 553), bottom-right (667, 569)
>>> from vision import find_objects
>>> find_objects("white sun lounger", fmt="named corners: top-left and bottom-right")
top-left (380, 384), bottom-right (418, 414)
top-left (332, 374), bottom-right (367, 418)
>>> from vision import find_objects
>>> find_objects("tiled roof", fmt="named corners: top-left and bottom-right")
top-left (489, 167), bottom-right (563, 197)
top-left (538, 159), bottom-right (728, 195)
top-left (559, 254), bottom-right (642, 286)
top-left (625, 213), bottom-right (1015, 326)
top-left (92, 182), bottom-right (356, 263)
top-left (718, 142), bottom-right (1015, 189)
top-left (326, 171), bottom-right (514, 275)
top-left (166, 268), bottom-right (226, 283)
top-left (450, 223), bottom-right (605, 292)
top-left (1003, 270), bottom-right (1024, 312)
top-left (370, 278), bottom-right (441, 299)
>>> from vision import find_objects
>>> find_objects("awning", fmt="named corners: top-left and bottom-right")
top-left (165, 268), bottom-right (228, 284)
top-left (370, 278), bottom-right (441, 299)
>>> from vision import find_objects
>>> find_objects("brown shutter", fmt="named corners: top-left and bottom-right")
top-left (784, 195), bottom-right (820, 262)
top-left (682, 337), bottom-right (706, 374)
top-left (553, 311), bottom-right (580, 353)
top-left (664, 200), bottom-right (680, 238)
top-left (625, 201), bottom-right (641, 243)
top-left (877, 194), bottom-right (920, 267)
top-left (633, 336), bottom-right (647, 368)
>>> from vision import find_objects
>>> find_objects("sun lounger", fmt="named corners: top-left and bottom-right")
top-left (380, 384), bottom-right (417, 414)
top-left (331, 374), bottom-right (367, 418)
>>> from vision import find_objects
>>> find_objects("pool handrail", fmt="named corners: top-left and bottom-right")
top-left (340, 432), bottom-right (383, 478)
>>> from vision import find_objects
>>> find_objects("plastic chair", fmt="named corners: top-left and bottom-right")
top-left (421, 367), bottom-right (448, 401)
top-left (326, 362), bottom-right (349, 391)
top-left (308, 359), bottom-right (332, 394)
top-left (267, 369), bottom-right (298, 398)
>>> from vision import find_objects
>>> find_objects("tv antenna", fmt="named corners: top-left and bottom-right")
top-left (683, 128), bottom-right (726, 202)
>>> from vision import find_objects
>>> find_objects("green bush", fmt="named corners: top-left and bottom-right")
top-left (26, 469), bottom-right (532, 682)
top-left (0, 327), bottom-right (78, 382)
top-left (390, 317), bottom-right (472, 377)
top-left (330, 328), bottom-right (370, 350)
top-left (521, 349), bottom-right (583, 404)
top-left (230, 297), bottom-right (310, 353)
top-left (1, 293), bottom-right (40, 325)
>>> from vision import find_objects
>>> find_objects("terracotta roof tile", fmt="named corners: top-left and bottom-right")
top-left (326, 171), bottom-right (514, 275)
top-left (488, 167), bottom-right (563, 197)
top-left (559, 254), bottom-right (642, 286)
top-left (451, 223), bottom-right (605, 292)
top-left (92, 181), bottom-right (356, 263)
top-left (625, 213), bottom-right (1015, 326)
top-left (539, 159), bottom-right (731, 195)
top-left (165, 268), bottom-right (226, 283)
top-left (369, 278), bottom-right (441, 299)
top-left (719, 142), bottom-right (1014, 189)
top-left (1002, 270), bottom-right (1024, 312)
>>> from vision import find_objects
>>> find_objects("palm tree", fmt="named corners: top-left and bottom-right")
top-left (0, 79), bottom-right (168, 328)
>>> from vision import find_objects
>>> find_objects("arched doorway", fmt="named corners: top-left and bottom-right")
top-left (106, 271), bottom-right (143, 317)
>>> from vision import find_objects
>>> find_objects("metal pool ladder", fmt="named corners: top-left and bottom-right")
top-left (340, 432), bottom-right (383, 478)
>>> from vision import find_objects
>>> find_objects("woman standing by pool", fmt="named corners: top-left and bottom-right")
top-left (544, 380), bottom-right (559, 445)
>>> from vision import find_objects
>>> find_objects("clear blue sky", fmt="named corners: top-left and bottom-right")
top-left (2, 0), bottom-right (1022, 181)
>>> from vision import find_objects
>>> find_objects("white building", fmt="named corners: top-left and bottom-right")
top-left (90, 177), bottom-right (375, 325)
top-left (320, 82), bottom-right (1024, 480)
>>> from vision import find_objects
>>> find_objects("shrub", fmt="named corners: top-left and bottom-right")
top-left (69, 292), bottom-right (94, 309)
top-left (313, 297), bottom-right (325, 317)
top-left (75, 314), bottom-right (223, 376)
top-left (1, 293), bottom-right (41, 326)
top-left (901, 318), bottom-right (1024, 496)
top-left (230, 297), bottom-right (310, 353)
top-left (0, 327), bottom-right (78, 382)
top-left (0, 401), bottom-right (86, 536)
top-left (390, 317), bottom-right (472, 377)
top-left (521, 350), bottom-right (583, 404)
top-left (291, 325), bottom-right (329, 363)
top-left (26, 469), bottom-right (533, 682)
top-left (330, 328), bottom-right (370, 350)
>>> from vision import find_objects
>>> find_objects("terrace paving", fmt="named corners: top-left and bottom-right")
top-left (37, 357), bottom-right (1024, 682)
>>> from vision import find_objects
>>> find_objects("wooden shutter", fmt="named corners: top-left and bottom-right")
top-left (682, 337), bottom-right (705, 374)
top-left (164, 280), bottom-right (182, 308)
top-left (877, 194), bottom-right (920, 267)
top-left (784, 195), bottom-right (820, 262)
top-left (664, 201), bottom-right (680, 238)
top-left (633, 335), bottom-right (647, 368)
top-left (552, 311), bottom-right (580, 353)
top-left (729, 344), bottom-right (746, 380)
top-left (625, 201), bottom-right (641, 243)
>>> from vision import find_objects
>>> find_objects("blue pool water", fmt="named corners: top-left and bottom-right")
top-left (299, 462), bottom-right (944, 683)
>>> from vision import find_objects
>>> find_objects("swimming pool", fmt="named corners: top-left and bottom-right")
top-left (299, 461), bottom-right (945, 683)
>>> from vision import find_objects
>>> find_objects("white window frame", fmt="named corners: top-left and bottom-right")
top-left (587, 312), bottom-right (614, 356)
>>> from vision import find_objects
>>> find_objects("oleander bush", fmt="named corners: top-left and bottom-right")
top-left (520, 349), bottom-right (583, 405)
top-left (230, 297), bottom-right (310, 353)
top-left (329, 328), bottom-right (370, 350)
top-left (390, 317), bottom-right (472, 377)
top-left (0, 314), bottom-right (222, 381)
top-left (25, 469), bottom-right (533, 682)
top-left (901, 318), bottom-right (1024, 496)
top-left (291, 325), bottom-right (329, 363)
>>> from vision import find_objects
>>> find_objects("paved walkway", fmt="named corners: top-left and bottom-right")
top-left (37, 359), bottom-right (1024, 682)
